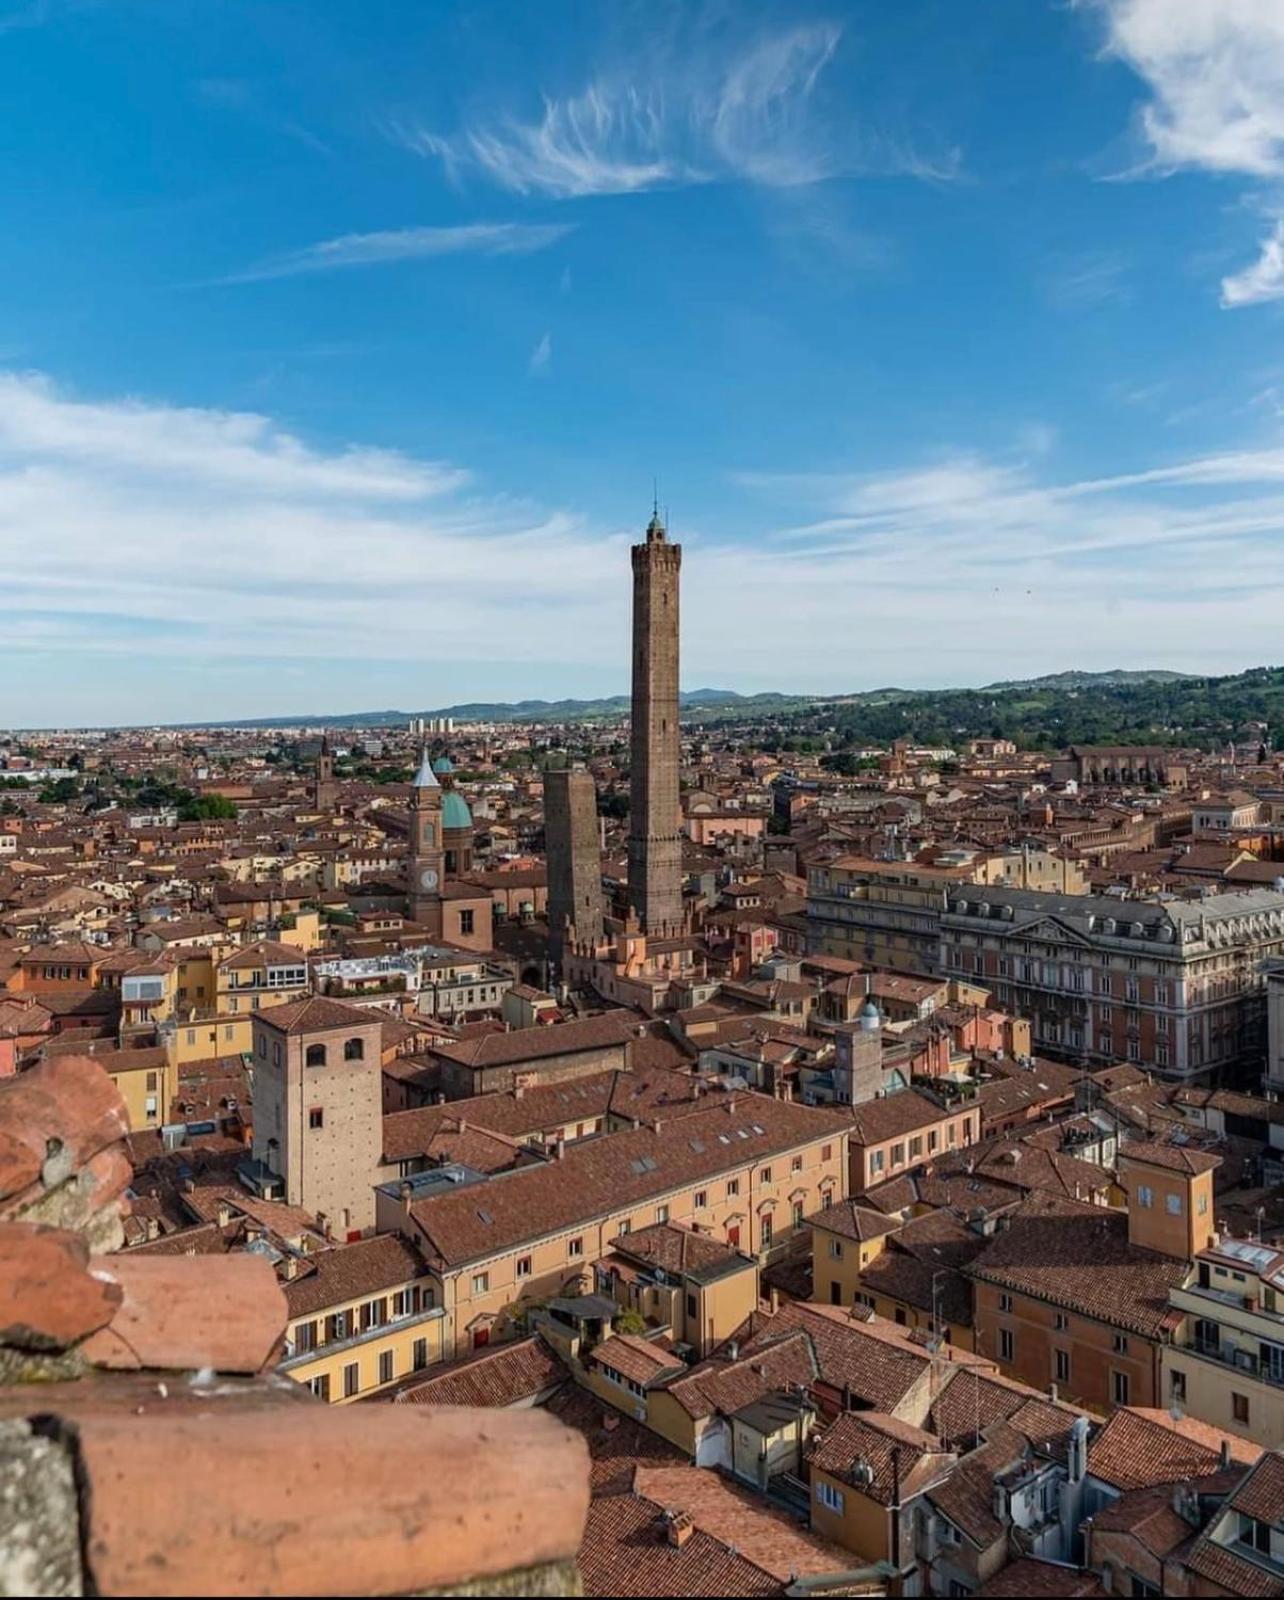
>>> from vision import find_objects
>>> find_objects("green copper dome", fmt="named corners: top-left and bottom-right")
top-left (432, 755), bottom-right (454, 775)
top-left (442, 789), bottom-right (472, 830)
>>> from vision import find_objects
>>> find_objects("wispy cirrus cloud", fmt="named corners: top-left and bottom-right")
top-left (8, 371), bottom-right (1284, 722)
top-left (217, 222), bottom-right (575, 285)
top-left (0, 372), bottom-right (463, 498)
top-left (1044, 251), bottom-right (1130, 310)
top-left (396, 23), bottom-right (955, 199)
top-left (528, 331), bottom-right (552, 375)
top-left (1222, 218), bottom-right (1284, 306)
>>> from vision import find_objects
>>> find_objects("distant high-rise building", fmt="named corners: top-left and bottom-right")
top-left (627, 507), bottom-right (683, 937)
top-left (545, 765), bottom-right (604, 967)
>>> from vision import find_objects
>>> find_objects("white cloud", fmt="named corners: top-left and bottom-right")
top-left (220, 222), bottom-right (574, 284)
top-left (528, 331), bottom-right (552, 374)
top-left (1044, 251), bottom-right (1130, 310)
top-left (398, 23), bottom-right (948, 199)
top-left (0, 372), bottom-right (460, 499)
top-left (7, 370), bottom-right (1284, 720)
top-left (0, 373), bottom-right (628, 703)
top-left (1086, 0), bottom-right (1284, 176)
top-left (1222, 218), bottom-right (1284, 305)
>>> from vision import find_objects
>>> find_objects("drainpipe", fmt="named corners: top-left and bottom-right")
top-left (890, 1446), bottom-right (902, 1575)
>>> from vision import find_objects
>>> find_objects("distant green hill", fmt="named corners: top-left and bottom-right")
top-left (163, 666), bottom-right (1284, 751)
top-left (980, 669), bottom-right (1195, 692)
top-left (799, 665), bottom-right (1284, 756)
top-left (180, 687), bottom-right (802, 730)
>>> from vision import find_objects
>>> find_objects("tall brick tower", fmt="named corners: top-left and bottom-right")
top-left (546, 764), bottom-right (605, 968)
top-left (627, 506), bottom-right (683, 937)
top-left (407, 747), bottom-right (444, 935)
top-left (314, 732), bottom-right (338, 812)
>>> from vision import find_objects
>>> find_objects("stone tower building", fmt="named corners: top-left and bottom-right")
top-left (407, 747), bottom-right (444, 934)
top-left (545, 764), bottom-right (605, 968)
top-left (314, 732), bottom-right (338, 812)
top-left (627, 508), bottom-right (683, 938)
top-left (250, 997), bottom-right (385, 1236)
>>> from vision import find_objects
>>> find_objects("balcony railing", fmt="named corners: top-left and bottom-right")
top-left (279, 1303), bottom-right (445, 1369)
top-left (1185, 1337), bottom-right (1284, 1389)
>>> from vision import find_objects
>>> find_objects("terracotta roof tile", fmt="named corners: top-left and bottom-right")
top-left (578, 1491), bottom-right (776, 1598)
top-left (405, 1094), bottom-right (849, 1270)
top-left (0, 1222), bottom-right (120, 1350)
top-left (0, 1054), bottom-right (129, 1211)
top-left (591, 1333), bottom-right (686, 1389)
top-left (807, 1198), bottom-right (902, 1244)
top-left (1229, 1449), bottom-right (1284, 1523)
top-left (967, 1195), bottom-right (1187, 1339)
top-left (396, 1334), bottom-right (563, 1408)
top-left (1088, 1406), bottom-right (1261, 1491)
top-left (630, 1465), bottom-right (853, 1583)
top-left (283, 1235), bottom-right (427, 1320)
top-left (1184, 1535), bottom-right (1284, 1598)
top-left (1088, 1484), bottom-right (1196, 1557)
top-left (808, 1410), bottom-right (951, 1505)
top-left (430, 1011), bottom-right (635, 1070)
top-left (609, 1221), bottom-right (746, 1280)
top-left (257, 995), bottom-right (380, 1035)
top-left (75, 1403), bottom-right (590, 1598)
top-left (978, 1557), bottom-right (1106, 1595)
top-left (541, 1381), bottom-right (684, 1495)
top-left (80, 1254), bottom-right (286, 1374)
top-left (1120, 1138), bottom-right (1222, 1176)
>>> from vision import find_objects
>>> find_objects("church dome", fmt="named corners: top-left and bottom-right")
top-left (442, 790), bottom-right (472, 831)
top-left (858, 998), bottom-right (882, 1032)
top-left (432, 755), bottom-right (454, 775)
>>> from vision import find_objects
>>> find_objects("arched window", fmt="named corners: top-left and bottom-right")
top-left (305, 1043), bottom-right (327, 1067)
top-left (344, 1037), bottom-right (364, 1062)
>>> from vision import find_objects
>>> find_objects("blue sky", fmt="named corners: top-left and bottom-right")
top-left (4, 0), bottom-right (1284, 725)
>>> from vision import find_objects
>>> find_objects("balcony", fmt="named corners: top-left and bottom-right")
top-left (1182, 1336), bottom-right (1284, 1389)
top-left (280, 1303), bottom-right (445, 1368)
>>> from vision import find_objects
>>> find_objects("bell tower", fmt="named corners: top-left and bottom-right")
top-left (314, 732), bottom-right (338, 812)
top-left (407, 747), bottom-right (444, 934)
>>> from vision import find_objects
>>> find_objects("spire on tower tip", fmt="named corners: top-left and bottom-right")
top-left (412, 744), bottom-right (439, 790)
top-left (646, 482), bottom-right (666, 542)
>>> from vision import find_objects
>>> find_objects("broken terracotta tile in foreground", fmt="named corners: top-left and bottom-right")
top-left (0, 1054), bottom-right (591, 1596)
top-left (78, 1403), bottom-right (589, 1597)
top-left (80, 1254), bottom-right (286, 1374)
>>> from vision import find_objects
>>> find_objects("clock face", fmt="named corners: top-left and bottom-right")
top-left (419, 868), bottom-right (439, 890)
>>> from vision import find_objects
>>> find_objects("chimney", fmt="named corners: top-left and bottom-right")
top-left (513, 1082), bottom-right (525, 1100)
top-left (554, 1137), bottom-right (566, 1160)
top-left (664, 1511), bottom-right (694, 1549)
top-left (1220, 1439), bottom-right (1233, 1470)
top-left (400, 1180), bottom-right (413, 1214)
top-left (769, 1286), bottom-right (780, 1314)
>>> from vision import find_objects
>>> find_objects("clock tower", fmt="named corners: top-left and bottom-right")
top-left (407, 747), bottom-right (444, 934)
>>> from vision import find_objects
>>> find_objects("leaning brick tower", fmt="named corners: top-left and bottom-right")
top-left (627, 506), bottom-right (683, 937)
